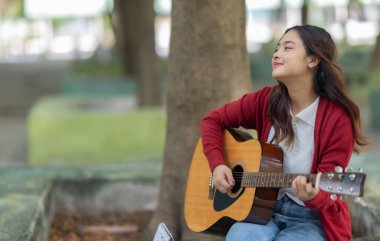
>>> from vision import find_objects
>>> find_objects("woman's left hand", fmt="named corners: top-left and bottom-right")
top-left (292, 175), bottom-right (319, 201)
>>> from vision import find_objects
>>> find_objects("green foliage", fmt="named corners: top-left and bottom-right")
top-left (0, 0), bottom-right (24, 18)
top-left (71, 49), bottom-right (168, 82)
top-left (28, 96), bottom-right (166, 165)
top-left (350, 152), bottom-right (380, 208)
top-left (367, 70), bottom-right (380, 91)
top-left (346, 77), bottom-right (373, 105)
top-left (52, 17), bottom-right (70, 28)
top-left (337, 45), bottom-right (372, 102)
top-left (71, 57), bottom-right (124, 77)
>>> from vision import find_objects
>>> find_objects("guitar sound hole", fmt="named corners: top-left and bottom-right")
top-left (231, 165), bottom-right (243, 194)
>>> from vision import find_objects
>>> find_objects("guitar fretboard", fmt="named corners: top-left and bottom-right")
top-left (240, 172), bottom-right (317, 188)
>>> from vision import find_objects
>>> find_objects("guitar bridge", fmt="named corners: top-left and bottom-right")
top-left (208, 174), bottom-right (215, 200)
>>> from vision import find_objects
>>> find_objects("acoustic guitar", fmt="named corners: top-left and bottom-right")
top-left (184, 128), bottom-right (366, 235)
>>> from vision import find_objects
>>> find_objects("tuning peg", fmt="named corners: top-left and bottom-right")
top-left (330, 194), bottom-right (337, 200)
top-left (345, 167), bottom-right (353, 172)
top-left (335, 166), bottom-right (343, 173)
top-left (349, 173), bottom-right (356, 181)
top-left (358, 168), bottom-right (364, 173)
top-left (340, 196), bottom-right (350, 201)
top-left (354, 197), bottom-right (362, 203)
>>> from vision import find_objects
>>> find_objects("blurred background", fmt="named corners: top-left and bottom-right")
top-left (0, 0), bottom-right (380, 211)
top-left (0, 0), bottom-right (379, 239)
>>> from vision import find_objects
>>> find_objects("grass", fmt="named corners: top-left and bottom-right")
top-left (28, 96), bottom-right (166, 165)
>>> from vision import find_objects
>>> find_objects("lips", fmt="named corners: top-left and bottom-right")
top-left (272, 62), bottom-right (283, 68)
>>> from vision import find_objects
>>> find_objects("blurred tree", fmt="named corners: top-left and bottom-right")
top-left (301, 0), bottom-right (310, 25)
top-left (0, 0), bottom-right (23, 18)
top-left (370, 4), bottom-right (380, 70)
top-left (342, 0), bottom-right (363, 44)
top-left (145, 0), bottom-right (252, 240)
top-left (0, 0), bottom-right (10, 17)
top-left (112, 0), bottom-right (161, 107)
top-left (275, 0), bottom-right (286, 24)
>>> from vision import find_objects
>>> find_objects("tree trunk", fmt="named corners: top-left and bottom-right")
top-left (135, 0), bottom-right (161, 107)
top-left (146, 0), bottom-right (252, 240)
top-left (112, 0), bottom-right (161, 107)
top-left (113, 0), bottom-right (138, 76)
top-left (370, 11), bottom-right (380, 71)
top-left (370, 34), bottom-right (380, 70)
top-left (301, 0), bottom-right (309, 25)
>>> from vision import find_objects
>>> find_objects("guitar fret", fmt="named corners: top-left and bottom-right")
top-left (269, 173), bottom-right (273, 187)
top-left (258, 173), bottom-right (262, 187)
top-left (241, 172), bottom-right (317, 188)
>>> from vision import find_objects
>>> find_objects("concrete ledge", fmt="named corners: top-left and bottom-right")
top-left (0, 163), bottom-right (161, 241)
top-left (353, 237), bottom-right (380, 241)
top-left (1, 163), bottom-right (380, 241)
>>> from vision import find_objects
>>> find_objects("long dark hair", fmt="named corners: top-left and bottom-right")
top-left (268, 25), bottom-right (369, 152)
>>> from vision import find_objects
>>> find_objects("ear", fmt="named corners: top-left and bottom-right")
top-left (307, 56), bottom-right (320, 69)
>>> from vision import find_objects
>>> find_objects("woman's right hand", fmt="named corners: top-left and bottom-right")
top-left (212, 165), bottom-right (235, 194)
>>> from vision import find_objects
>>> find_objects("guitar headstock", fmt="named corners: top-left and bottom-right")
top-left (317, 167), bottom-right (366, 200)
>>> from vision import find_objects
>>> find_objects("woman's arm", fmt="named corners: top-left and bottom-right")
top-left (201, 87), bottom-right (272, 172)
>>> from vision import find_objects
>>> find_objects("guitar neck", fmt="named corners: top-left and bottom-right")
top-left (240, 172), bottom-right (317, 188)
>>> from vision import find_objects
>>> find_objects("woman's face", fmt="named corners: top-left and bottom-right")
top-left (272, 29), bottom-right (314, 82)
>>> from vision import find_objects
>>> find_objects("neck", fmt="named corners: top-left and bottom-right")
top-left (241, 172), bottom-right (318, 188)
top-left (283, 77), bottom-right (318, 114)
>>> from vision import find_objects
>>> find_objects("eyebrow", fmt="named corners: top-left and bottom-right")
top-left (276, 40), bottom-right (296, 47)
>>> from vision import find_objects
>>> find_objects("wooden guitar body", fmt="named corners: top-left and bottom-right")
top-left (185, 129), bottom-right (366, 235)
top-left (184, 129), bottom-right (283, 235)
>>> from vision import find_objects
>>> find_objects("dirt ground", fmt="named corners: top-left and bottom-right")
top-left (48, 210), bottom-right (153, 241)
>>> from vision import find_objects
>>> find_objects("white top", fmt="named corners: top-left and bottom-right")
top-left (267, 97), bottom-right (320, 206)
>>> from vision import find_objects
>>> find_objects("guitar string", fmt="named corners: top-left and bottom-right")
top-left (226, 173), bottom-right (314, 178)
top-left (220, 173), bottom-right (315, 185)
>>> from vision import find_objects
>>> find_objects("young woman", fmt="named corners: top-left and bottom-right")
top-left (201, 25), bottom-right (369, 241)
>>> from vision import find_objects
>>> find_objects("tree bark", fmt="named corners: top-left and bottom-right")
top-left (370, 28), bottom-right (380, 70)
top-left (146, 0), bottom-right (252, 240)
top-left (369, 5), bottom-right (380, 70)
top-left (112, 0), bottom-right (161, 107)
top-left (113, 0), bottom-right (138, 76)
top-left (301, 0), bottom-right (309, 25)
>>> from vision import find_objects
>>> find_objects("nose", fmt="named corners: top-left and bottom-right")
top-left (273, 50), bottom-right (279, 60)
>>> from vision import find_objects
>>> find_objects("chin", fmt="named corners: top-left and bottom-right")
top-left (272, 73), bottom-right (282, 80)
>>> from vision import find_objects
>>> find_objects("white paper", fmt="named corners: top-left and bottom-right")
top-left (153, 223), bottom-right (174, 241)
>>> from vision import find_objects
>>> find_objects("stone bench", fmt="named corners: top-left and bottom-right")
top-left (0, 163), bottom-right (161, 241)
top-left (0, 162), bottom-right (379, 241)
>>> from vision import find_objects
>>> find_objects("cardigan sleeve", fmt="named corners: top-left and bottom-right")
top-left (304, 109), bottom-right (355, 241)
top-left (201, 87), bottom-right (271, 172)
top-left (304, 111), bottom-right (355, 210)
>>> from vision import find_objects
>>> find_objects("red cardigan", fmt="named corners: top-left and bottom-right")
top-left (201, 86), bottom-right (354, 241)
